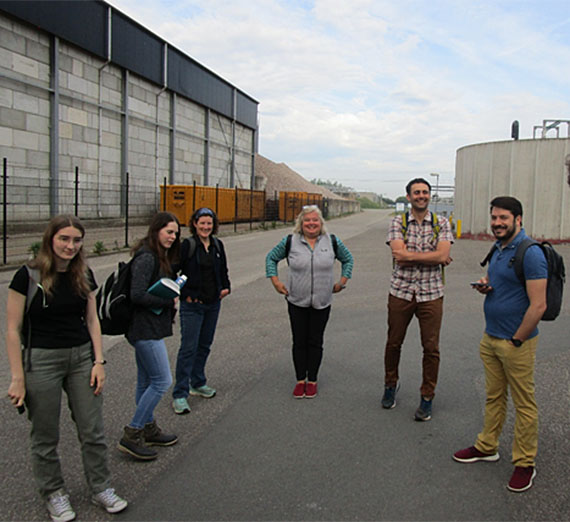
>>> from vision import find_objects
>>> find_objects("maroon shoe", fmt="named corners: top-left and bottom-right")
top-left (507, 466), bottom-right (536, 492)
top-left (453, 446), bottom-right (500, 463)
top-left (305, 382), bottom-right (317, 398)
top-left (293, 382), bottom-right (305, 399)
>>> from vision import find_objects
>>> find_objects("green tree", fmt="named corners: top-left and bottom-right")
top-left (357, 197), bottom-right (381, 209)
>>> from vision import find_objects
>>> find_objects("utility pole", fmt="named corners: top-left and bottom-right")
top-left (430, 173), bottom-right (440, 213)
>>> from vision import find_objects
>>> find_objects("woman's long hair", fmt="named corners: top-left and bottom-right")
top-left (131, 212), bottom-right (180, 276)
top-left (29, 214), bottom-right (91, 298)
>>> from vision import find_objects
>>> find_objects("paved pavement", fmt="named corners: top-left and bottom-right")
top-left (1, 210), bottom-right (569, 521)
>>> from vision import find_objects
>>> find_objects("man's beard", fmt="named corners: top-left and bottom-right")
top-left (492, 223), bottom-right (516, 242)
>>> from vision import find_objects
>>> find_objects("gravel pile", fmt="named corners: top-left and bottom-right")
top-left (255, 154), bottom-right (341, 200)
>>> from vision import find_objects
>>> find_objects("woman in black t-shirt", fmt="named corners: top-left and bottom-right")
top-left (5, 215), bottom-right (127, 522)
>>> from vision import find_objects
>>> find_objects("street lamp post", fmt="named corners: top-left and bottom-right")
top-left (430, 173), bottom-right (440, 213)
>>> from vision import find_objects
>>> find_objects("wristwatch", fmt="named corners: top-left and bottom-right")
top-left (510, 338), bottom-right (523, 347)
top-left (93, 359), bottom-right (107, 365)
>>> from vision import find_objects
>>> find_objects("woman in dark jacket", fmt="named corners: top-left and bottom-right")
top-left (118, 212), bottom-right (181, 461)
top-left (172, 207), bottom-right (230, 414)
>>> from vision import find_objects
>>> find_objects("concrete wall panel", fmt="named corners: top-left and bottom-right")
top-left (456, 138), bottom-right (570, 240)
top-left (0, 11), bottom-right (255, 222)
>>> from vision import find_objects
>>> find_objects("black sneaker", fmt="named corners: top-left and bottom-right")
top-left (381, 383), bottom-right (399, 409)
top-left (414, 396), bottom-right (432, 421)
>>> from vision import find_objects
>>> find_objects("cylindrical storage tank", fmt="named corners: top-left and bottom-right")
top-left (455, 138), bottom-right (570, 240)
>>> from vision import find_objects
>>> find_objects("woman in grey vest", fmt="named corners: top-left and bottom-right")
top-left (265, 205), bottom-right (353, 398)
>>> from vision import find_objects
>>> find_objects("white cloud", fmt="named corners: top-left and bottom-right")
top-left (106, 0), bottom-right (570, 198)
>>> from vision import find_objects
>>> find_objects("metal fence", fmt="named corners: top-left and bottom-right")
top-left (1, 159), bottom-right (344, 265)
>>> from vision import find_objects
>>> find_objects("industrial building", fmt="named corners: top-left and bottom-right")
top-left (0, 0), bottom-right (258, 222)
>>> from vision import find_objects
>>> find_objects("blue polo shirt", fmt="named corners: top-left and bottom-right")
top-left (484, 229), bottom-right (547, 340)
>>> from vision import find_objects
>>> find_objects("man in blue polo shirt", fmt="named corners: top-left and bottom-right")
top-left (453, 196), bottom-right (547, 493)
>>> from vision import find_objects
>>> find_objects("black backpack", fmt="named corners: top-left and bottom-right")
top-left (480, 239), bottom-right (565, 321)
top-left (182, 236), bottom-right (221, 260)
top-left (96, 252), bottom-right (158, 335)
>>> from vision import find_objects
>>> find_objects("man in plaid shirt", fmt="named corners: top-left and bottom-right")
top-left (382, 178), bottom-right (453, 421)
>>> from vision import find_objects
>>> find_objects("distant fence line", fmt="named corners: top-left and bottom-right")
top-left (160, 181), bottom-right (332, 225)
top-left (1, 159), bottom-right (359, 264)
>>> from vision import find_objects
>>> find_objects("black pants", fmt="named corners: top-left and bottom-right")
top-left (287, 302), bottom-right (331, 381)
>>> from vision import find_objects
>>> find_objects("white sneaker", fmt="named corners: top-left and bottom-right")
top-left (91, 488), bottom-right (128, 514)
top-left (46, 489), bottom-right (76, 522)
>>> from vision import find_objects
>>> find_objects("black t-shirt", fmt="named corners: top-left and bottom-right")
top-left (10, 266), bottom-right (96, 349)
top-left (197, 244), bottom-right (217, 303)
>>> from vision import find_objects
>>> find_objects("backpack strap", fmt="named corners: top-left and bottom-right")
top-left (285, 233), bottom-right (337, 264)
top-left (431, 212), bottom-right (440, 241)
top-left (512, 238), bottom-right (538, 286)
top-left (480, 244), bottom-right (498, 268)
top-left (183, 236), bottom-right (220, 260)
top-left (23, 266), bottom-right (41, 371)
top-left (480, 239), bottom-right (537, 287)
top-left (331, 234), bottom-right (338, 258)
top-left (401, 211), bottom-right (440, 241)
top-left (181, 236), bottom-right (197, 261)
top-left (401, 212), bottom-right (409, 242)
top-left (285, 234), bottom-right (292, 258)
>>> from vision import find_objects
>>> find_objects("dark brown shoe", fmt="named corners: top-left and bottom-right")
top-left (118, 426), bottom-right (157, 460)
top-left (143, 420), bottom-right (178, 446)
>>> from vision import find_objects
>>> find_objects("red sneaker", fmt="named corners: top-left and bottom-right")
top-left (507, 466), bottom-right (536, 492)
top-left (305, 382), bottom-right (317, 398)
top-left (452, 446), bottom-right (500, 463)
top-left (293, 382), bottom-right (305, 399)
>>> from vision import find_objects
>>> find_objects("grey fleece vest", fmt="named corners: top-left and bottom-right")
top-left (287, 233), bottom-right (336, 309)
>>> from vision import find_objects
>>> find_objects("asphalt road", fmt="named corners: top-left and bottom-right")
top-left (1, 209), bottom-right (569, 521)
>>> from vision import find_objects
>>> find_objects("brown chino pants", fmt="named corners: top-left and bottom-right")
top-left (384, 294), bottom-right (443, 398)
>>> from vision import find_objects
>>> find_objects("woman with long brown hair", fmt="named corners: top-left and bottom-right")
top-left (5, 215), bottom-right (127, 522)
top-left (117, 211), bottom-right (181, 461)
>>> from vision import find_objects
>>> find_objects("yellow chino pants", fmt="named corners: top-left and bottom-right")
top-left (475, 333), bottom-right (538, 467)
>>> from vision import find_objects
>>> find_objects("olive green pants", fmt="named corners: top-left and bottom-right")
top-left (25, 343), bottom-right (110, 498)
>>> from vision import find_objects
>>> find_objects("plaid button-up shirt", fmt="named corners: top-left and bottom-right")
top-left (386, 212), bottom-right (453, 302)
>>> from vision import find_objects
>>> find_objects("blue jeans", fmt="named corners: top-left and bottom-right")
top-left (129, 339), bottom-right (172, 429)
top-left (173, 300), bottom-right (220, 399)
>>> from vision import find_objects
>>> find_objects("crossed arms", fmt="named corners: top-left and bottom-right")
top-left (390, 239), bottom-right (453, 267)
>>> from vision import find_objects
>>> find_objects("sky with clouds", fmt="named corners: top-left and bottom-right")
top-left (107, 0), bottom-right (570, 199)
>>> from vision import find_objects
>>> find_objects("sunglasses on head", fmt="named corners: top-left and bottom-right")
top-left (195, 207), bottom-right (215, 219)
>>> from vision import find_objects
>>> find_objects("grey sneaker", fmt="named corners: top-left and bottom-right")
top-left (414, 396), bottom-right (433, 421)
top-left (91, 488), bottom-right (128, 514)
top-left (46, 489), bottom-right (75, 522)
top-left (381, 383), bottom-right (400, 409)
top-left (190, 385), bottom-right (216, 398)
top-left (172, 397), bottom-right (191, 414)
